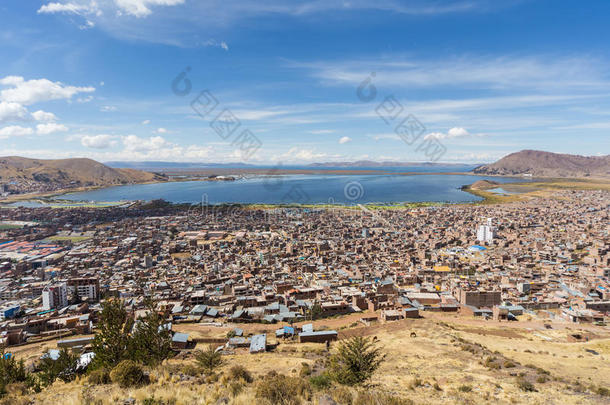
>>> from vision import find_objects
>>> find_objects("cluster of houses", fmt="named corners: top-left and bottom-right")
top-left (0, 189), bottom-right (608, 350)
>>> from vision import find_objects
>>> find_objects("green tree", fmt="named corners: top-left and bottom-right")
top-left (194, 345), bottom-right (224, 373)
top-left (308, 301), bottom-right (323, 320)
top-left (0, 348), bottom-right (28, 397)
top-left (128, 299), bottom-right (173, 367)
top-left (329, 336), bottom-right (386, 385)
top-left (90, 299), bottom-right (132, 370)
top-left (37, 348), bottom-right (80, 387)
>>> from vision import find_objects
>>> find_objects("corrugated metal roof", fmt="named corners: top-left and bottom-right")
top-left (249, 333), bottom-right (266, 353)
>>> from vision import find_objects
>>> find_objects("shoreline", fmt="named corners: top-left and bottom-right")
top-left (2, 173), bottom-right (608, 209)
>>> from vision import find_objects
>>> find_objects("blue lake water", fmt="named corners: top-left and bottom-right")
top-left (48, 172), bottom-right (525, 205)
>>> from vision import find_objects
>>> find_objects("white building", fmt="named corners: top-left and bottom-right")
top-left (476, 218), bottom-right (494, 243)
top-left (42, 283), bottom-right (68, 310)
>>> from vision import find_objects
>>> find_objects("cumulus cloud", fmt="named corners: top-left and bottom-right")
top-left (38, 1), bottom-right (101, 15)
top-left (0, 76), bottom-right (95, 105)
top-left (0, 101), bottom-right (28, 123)
top-left (36, 123), bottom-right (69, 135)
top-left (424, 127), bottom-right (482, 140)
top-left (114, 0), bottom-right (185, 17)
top-left (100, 105), bottom-right (117, 112)
top-left (155, 127), bottom-right (167, 133)
top-left (31, 110), bottom-right (58, 122)
top-left (123, 134), bottom-right (169, 152)
top-left (0, 125), bottom-right (34, 139)
top-left (141, 119), bottom-right (151, 125)
top-left (338, 136), bottom-right (352, 144)
top-left (81, 134), bottom-right (117, 149)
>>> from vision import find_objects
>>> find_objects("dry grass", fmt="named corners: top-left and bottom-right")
top-left (6, 315), bottom-right (610, 404)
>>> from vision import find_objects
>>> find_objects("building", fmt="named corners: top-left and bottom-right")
top-left (42, 283), bottom-right (68, 310)
top-left (67, 277), bottom-right (100, 302)
top-left (476, 218), bottom-right (494, 243)
top-left (458, 289), bottom-right (501, 308)
top-left (0, 304), bottom-right (20, 321)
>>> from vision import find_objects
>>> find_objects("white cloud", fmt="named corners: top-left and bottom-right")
top-left (36, 123), bottom-right (69, 135)
top-left (0, 76), bottom-right (95, 105)
top-left (31, 110), bottom-right (58, 122)
top-left (100, 105), bottom-right (117, 112)
top-left (77, 95), bottom-right (94, 103)
top-left (0, 101), bottom-right (28, 123)
top-left (114, 0), bottom-right (185, 17)
top-left (38, 1), bottom-right (100, 15)
top-left (338, 136), bottom-right (352, 144)
top-left (371, 133), bottom-right (401, 141)
top-left (141, 119), bottom-right (151, 125)
top-left (0, 125), bottom-right (34, 139)
top-left (123, 135), bottom-right (169, 152)
top-left (423, 127), bottom-right (483, 140)
top-left (447, 127), bottom-right (468, 137)
top-left (81, 134), bottom-right (117, 149)
top-left (155, 127), bottom-right (167, 133)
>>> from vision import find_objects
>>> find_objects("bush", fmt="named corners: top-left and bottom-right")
top-left (88, 368), bottom-right (111, 385)
top-left (536, 375), bottom-right (548, 384)
top-left (299, 363), bottom-right (312, 377)
top-left (516, 378), bottom-right (536, 392)
top-left (309, 373), bottom-right (332, 390)
top-left (503, 361), bottom-right (516, 368)
top-left (38, 348), bottom-right (81, 386)
top-left (194, 345), bottom-right (224, 373)
top-left (597, 387), bottom-right (610, 397)
top-left (256, 374), bottom-right (311, 405)
top-left (227, 365), bottom-right (252, 383)
top-left (458, 385), bottom-right (472, 392)
top-left (109, 360), bottom-right (147, 388)
top-left (329, 336), bottom-right (386, 386)
top-left (0, 349), bottom-right (29, 397)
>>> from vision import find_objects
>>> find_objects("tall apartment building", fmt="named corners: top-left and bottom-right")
top-left (67, 277), bottom-right (100, 302)
top-left (42, 283), bottom-right (68, 310)
top-left (477, 218), bottom-right (494, 243)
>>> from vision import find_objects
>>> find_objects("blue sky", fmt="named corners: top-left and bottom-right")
top-left (0, 0), bottom-right (609, 164)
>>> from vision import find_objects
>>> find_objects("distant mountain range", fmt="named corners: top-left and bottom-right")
top-left (307, 160), bottom-right (475, 168)
top-left (473, 150), bottom-right (610, 178)
top-left (0, 156), bottom-right (167, 189)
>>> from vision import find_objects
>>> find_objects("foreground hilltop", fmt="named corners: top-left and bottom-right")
top-left (473, 150), bottom-right (610, 178)
top-left (0, 156), bottom-right (167, 192)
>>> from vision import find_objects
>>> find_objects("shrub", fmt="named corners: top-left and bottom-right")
top-left (597, 387), bottom-right (610, 397)
top-left (516, 378), bottom-right (536, 392)
top-left (309, 373), bottom-right (332, 390)
top-left (536, 375), bottom-right (548, 384)
top-left (329, 336), bottom-right (386, 386)
top-left (458, 385), bottom-right (472, 393)
top-left (256, 374), bottom-right (311, 405)
top-left (228, 380), bottom-right (245, 397)
top-left (299, 363), bottom-right (312, 377)
top-left (181, 363), bottom-right (200, 377)
top-left (128, 299), bottom-right (173, 367)
top-left (38, 348), bottom-right (81, 386)
top-left (227, 365), bottom-right (252, 383)
top-left (194, 345), bottom-right (224, 373)
top-left (503, 361), bottom-right (516, 368)
top-left (88, 368), bottom-right (111, 385)
top-left (0, 349), bottom-right (29, 397)
top-left (109, 360), bottom-right (147, 388)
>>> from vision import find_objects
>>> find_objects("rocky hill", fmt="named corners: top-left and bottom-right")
top-left (0, 156), bottom-right (167, 190)
top-left (473, 150), bottom-right (610, 178)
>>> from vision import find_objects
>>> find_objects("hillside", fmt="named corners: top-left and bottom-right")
top-left (0, 156), bottom-right (167, 190)
top-left (473, 150), bottom-right (610, 178)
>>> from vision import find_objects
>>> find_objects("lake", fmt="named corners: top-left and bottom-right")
top-left (45, 172), bottom-right (526, 205)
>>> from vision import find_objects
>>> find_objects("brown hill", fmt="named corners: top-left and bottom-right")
top-left (0, 156), bottom-right (167, 188)
top-left (473, 150), bottom-right (610, 178)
